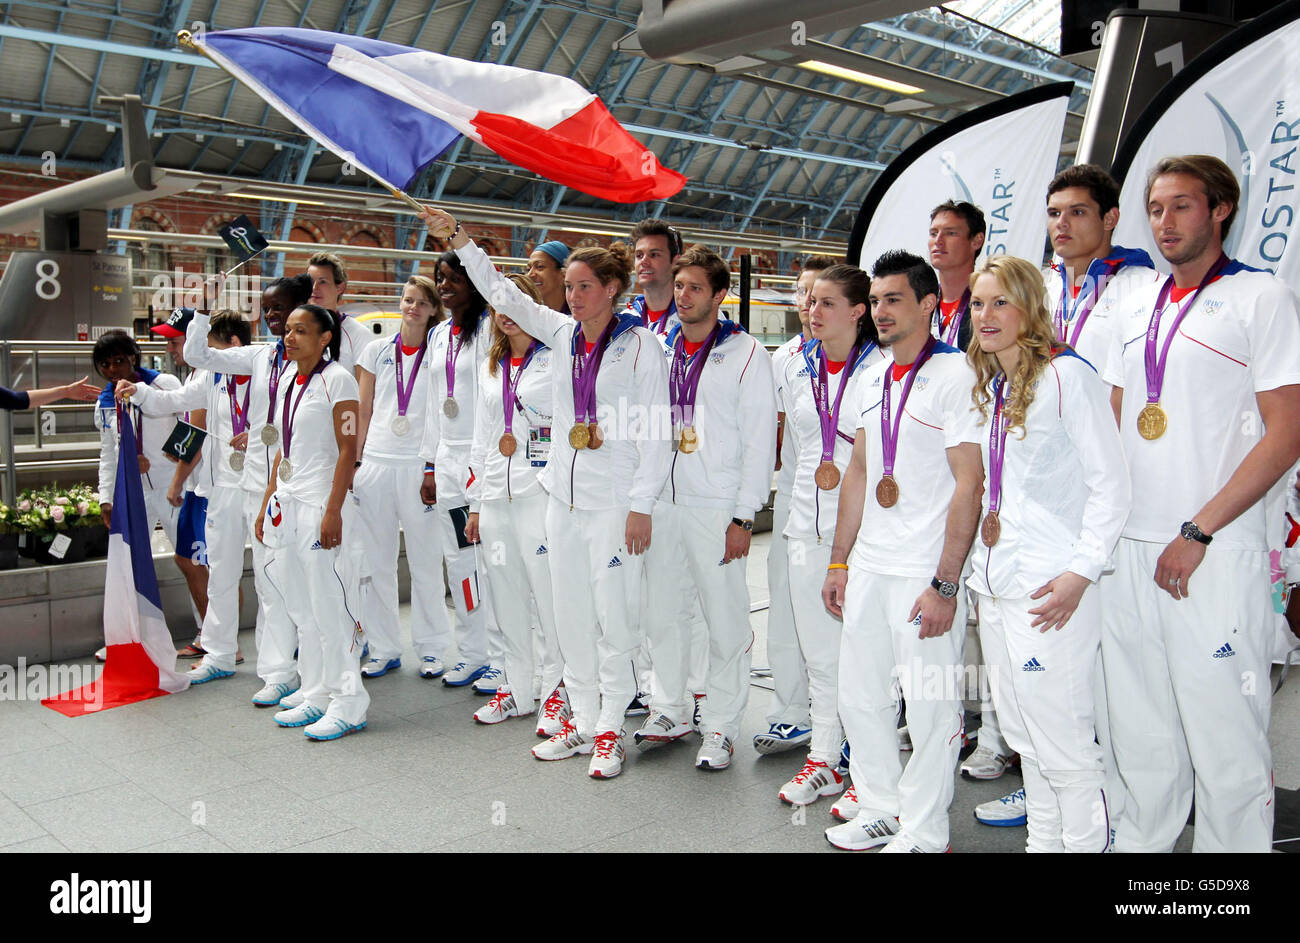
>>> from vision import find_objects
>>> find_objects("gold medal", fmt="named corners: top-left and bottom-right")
top-left (568, 423), bottom-right (590, 450)
top-left (980, 511), bottom-right (1001, 547)
top-left (814, 461), bottom-right (840, 491)
top-left (679, 426), bottom-right (699, 454)
top-left (875, 474), bottom-right (899, 508)
top-left (588, 423), bottom-right (603, 450)
top-left (499, 432), bottom-right (517, 457)
top-left (1137, 402), bottom-right (1167, 440)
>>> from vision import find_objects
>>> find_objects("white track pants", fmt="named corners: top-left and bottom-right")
top-left (637, 586), bottom-right (709, 699)
top-left (246, 491), bottom-right (295, 685)
top-left (436, 495), bottom-right (487, 668)
top-left (976, 590), bottom-right (1107, 853)
top-left (479, 493), bottom-right (564, 709)
top-left (766, 490), bottom-right (809, 727)
top-left (787, 538), bottom-right (843, 764)
top-left (645, 505), bottom-right (752, 740)
top-left (354, 460), bottom-right (453, 663)
top-left (1100, 538), bottom-right (1274, 853)
top-left (840, 569), bottom-right (965, 852)
top-left (546, 498), bottom-right (641, 737)
top-left (143, 484), bottom-right (200, 631)
top-left (273, 495), bottom-right (369, 724)
top-left (195, 485), bottom-right (244, 672)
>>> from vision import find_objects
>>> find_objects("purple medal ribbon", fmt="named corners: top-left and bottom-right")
top-left (502, 341), bottom-right (538, 436)
top-left (1054, 258), bottom-right (1118, 348)
top-left (1144, 253), bottom-right (1231, 406)
top-left (670, 324), bottom-right (721, 429)
top-left (266, 342), bottom-right (287, 428)
top-left (280, 360), bottom-right (327, 467)
top-left (394, 335), bottom-right (427, 419)
top-left (570, 319), bottom-right (617, 425)
top-left (986, 375), bottom-right (1009, 515)
top-left (227, 375), bottom-right (251, 437)
top-left (809, 343), bottom-right (862, 464)
top-left (880, 335), bottom-right (938, 477)
top-left (444, 325), bottom-right (464, 401)
top-left (938, 289), bottom-right (970, 347)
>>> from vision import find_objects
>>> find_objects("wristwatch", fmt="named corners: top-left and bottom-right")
top-left (1180, 521), bottom-right (1213, 545)
top-left (732, 518), bottom-right (754, 532)
top-left (931, 576), bottom-right (959, 598)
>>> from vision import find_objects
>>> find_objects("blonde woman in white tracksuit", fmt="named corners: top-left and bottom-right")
top-left (354, 275), bottom-right (454, 682)
top-left (422, 206), bottom-right (671, 780)
top-left (464, 273), bottom-right (565, 730)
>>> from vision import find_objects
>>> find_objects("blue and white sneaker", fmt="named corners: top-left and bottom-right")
top-left (187, 662), bottom-right (235, 685)
top-left (360, 656), bottom-right (401, 678)
top-left (418, 656), bottom-right (445, 679)
top-left (471, 666), bottom-right (504, 695)
top-left (251, 681), bottom-right (299, 707)
top-left (274, 703), bottom-right (325, 728)
top-left (752, 723), bottom-right (813, 755)
top-left (442, 662), bottom-right (489, 687)
top-left (303, 716), bottom-right (367, 741)
top-left (973, 787), bottom-right (1027, 827)
top-left (839, 739), bottom-right (851, 773)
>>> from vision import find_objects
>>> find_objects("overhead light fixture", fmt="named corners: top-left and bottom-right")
top-left (230, 191), bottom-right (327, 206)
top-left (551, 226), bottom-right (628, 238)
top-left (797, 60), bottom-right (923, 95)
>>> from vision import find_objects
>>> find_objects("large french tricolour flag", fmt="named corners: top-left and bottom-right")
top-left (44, 406), bottom-right (189, 716)
top-left (194, 27), bottom-right (687, 204)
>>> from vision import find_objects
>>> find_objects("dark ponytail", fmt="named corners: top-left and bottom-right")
top-left (296, 303), bottom-right (341, 363)
top-left (269, 272), bottom-right (312, 307)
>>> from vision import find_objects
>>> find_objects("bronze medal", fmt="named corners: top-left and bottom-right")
top-left (680, 426), bottom-right (699, 454)
top-left (499, 432), bottom-right (517, 457)
top-left (568, 423), bottom-right (590, 450)
top-left (814, 461), bottom-right (840, 491)
top-left (875, 474), bottom-right (899, 508)
top-left (587, 422), bottom-right (603, 450)
top-left (981, 511), bottom-right (1001, 547)
top-left (1137, 402), bottom-right (1167, 440)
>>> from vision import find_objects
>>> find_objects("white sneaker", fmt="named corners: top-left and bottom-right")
top-left (973, 787), bottom-right (1028, 827)
top-left (878, 833), bottom-right (949, 853)
top-left (960, 744), bottom-right (1016, 781)
top-left (303, 715), bottom-right (367, 741)
top-left (588, 730), bottom-right (626, 779)
top-left (278, 689), bottom-right (306, 710)
top-left (897, 725), bottom-right (913, 752)
top-left (471, 666), bottom-right (504, 695)
top-left (624, 692), bottom-right (650, 717)
top-left (360, 656), bottom-right (400, 678)
top-left (753, 722), bottom-right (813, 755)
top-left (442, 662), bottom-right (489, 687)
top-left (536, 686), bottom-right (571, 738)
top-left (778, 759), bottom-right (846, 806)
top-left (417, 656), bottom-right (445, 679)
top-left (532, 720), bottom-right (592, 760)
top-left (474, 690), bottom-right (525, 725)
top-left (274, 703), bottom-right (324, 728)
top-left (251, 681), bottom-right (298, 707)
top-left (633, 710), bottom-right (692, 751)
top-left (691, 693), bottom-right (706, 731)
top-left (695, 732), bottom-right (733, 770)
top-left (830, 784), bottom-right (859, 821)
top-left (824, 813), bottom-right (899, 850)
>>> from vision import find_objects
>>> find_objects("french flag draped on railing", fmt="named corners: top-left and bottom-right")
top-left (192, 27), bottom-right (687, 204)
top-left (43, 405), bottom-right (189, 716)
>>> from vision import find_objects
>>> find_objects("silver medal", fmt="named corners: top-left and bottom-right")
top-left (261, 425), bottom-right (278, 446)
top-left (442, 397), bottom-right (458, 419)
top-left (391, 414), bottom-right (411, 436)
top-left (278, 458), bottom-right (293, 481)
top-left (229, 451), bottom-right (245, 472)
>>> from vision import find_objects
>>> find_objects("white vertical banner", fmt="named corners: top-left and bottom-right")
top-left (1112, 0), bottom-right (1300, 281)
top-left (848, 82), bottom-right (1073, 271)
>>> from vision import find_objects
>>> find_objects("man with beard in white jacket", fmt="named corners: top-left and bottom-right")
top-left (634, 246), bottom-right (776, 769)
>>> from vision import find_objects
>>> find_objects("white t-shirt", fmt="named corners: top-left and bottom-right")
top-left (772, 334), bottom-right (805, 497)
top-left (358, 333), bottom-right (434, 464)
top-left (336, 314), bottom-right (376, 375)
top-left (467, 346), bottom-right (555, 509)
top-left (1043, 257), bottom-right (1161, 372)
top-left (851, 345), bottom-right (981, 578)
top-left (964, 352), bottom-right (1131, 598)
top-left (272, 360), bottom-right (360, 505)
top-left (1103, 264), bottom-right (1300, 550)
top-left (418, 316), bottom-right (492, 502)
top-left (780, 341), bottom-right (886, 542)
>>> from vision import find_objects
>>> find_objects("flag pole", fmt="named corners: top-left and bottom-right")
top-left (176, 30), bottom-right (433, 221)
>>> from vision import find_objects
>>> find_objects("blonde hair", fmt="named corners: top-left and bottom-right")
top-left (487, 274), bottom-right (544, 376)
top-left (967, 256), bottom-right (1057, 437)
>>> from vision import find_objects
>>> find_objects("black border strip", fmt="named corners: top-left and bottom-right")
top-left (1111, 0), bottom-right (1300, 185)
top-left (845, 81), bottom-right (1075, 265)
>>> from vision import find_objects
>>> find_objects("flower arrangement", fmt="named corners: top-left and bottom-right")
top-left (12, 484), bottom-right (102, 533)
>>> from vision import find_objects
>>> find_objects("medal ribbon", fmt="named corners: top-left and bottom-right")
top-left (444, 325), bottom-right (464, 403)
top-left (394, 334), bottom-right (427, 419)
top-left (502, 341), bottom-right (538, 437)
top-left (227, 375), bottom-right (251, 438)
top-left (570, 318), bottom-right (617, 425)
top-left (986, 375), bottom-right (1009, 515)
top-left (1143, 253), bottom-right (1231, 406)
top-left (880, 335), bottom-right (938, 478)
top-left (937, 289), bottom-right (970, 347)
top-left (1054, 258), bottom-right (1119, 348)
top-left (810, 342), bottom-right (862, 465)
top-left (280, 360), bottom-right (327, 467)
top-left (669, 324), bottom-right (720, 430)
